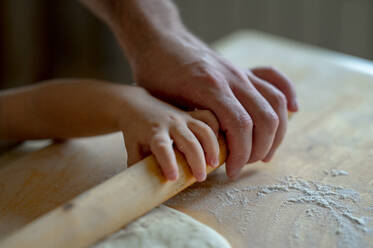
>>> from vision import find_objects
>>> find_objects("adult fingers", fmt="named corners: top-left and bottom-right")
top-left (150, 132), bottom-right (178, 181)
top-left (189, 109), bottom-right (220, 136)
top-left (170, 124), bottom-right (207, 182)
top-left (251, 67), bottom-right (298, 112)
top-left (231, 77), bottom-right (279, 164)
top-left (205, 89), bottom-right (253, 179)
top-left (188, 119), bottom-right (220, 168)
top-left (247, 73), bottom-right (288, 162)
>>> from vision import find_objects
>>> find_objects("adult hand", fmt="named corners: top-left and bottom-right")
top-left (132, 34), bottom-right (298, 179)
top-left (79, 0), bottom-right (298, 179)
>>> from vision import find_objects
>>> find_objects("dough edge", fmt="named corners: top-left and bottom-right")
top-left (91, 205), bottom-right (231, 248)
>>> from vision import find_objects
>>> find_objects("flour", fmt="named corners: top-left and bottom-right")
top-left (231, 176), bottom-right (369, 248)
top-left (170, 171), bottom-right (372, 248)
top-left (324, 169), bottom-right (349, 177)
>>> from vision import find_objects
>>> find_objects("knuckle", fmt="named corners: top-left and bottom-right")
top-left (273, 92), bottom-right (287, 108)
top-left (228, 66), bottom-right (247, 80)
top-left (154, 142), bottom-right (168, 151)
top-left (192, 67), bottom-right (223, 89)
top-left (149, 122), bottom-right (162, 132)
top-left (182, 136), bottom-right (197, 148)
top-left (151, 136), bottom-right (169, 150)
top-left (166, 113), bottom-right (180, 122)
top-left (236, 116), bottom-right (253, 131)
top-left (194, 118), bottom-right (210, 129)
top-left (199, 73), bottom-right (221, 89)
top-left (200, 125), bottom-right (215, 139)
top-left (263, 111), bottom-right (279, 130)
top-left (167, 114), bottom-right (186, 126)
top-left (192, 121), bottom-right (210, 134)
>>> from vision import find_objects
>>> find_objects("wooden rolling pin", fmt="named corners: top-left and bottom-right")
top-left (0, 135), bottom-right (227, 248)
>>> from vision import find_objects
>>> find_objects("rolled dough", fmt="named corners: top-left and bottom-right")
top-left (91, 205), bottom-right (231, 248)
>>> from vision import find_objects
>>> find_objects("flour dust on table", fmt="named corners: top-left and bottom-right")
top-left (170, 171), bottom-right (373, 248)
top-left (323, 169), bottom-right (349, 177)
top-left (91, 205), bottom-right (231, 248)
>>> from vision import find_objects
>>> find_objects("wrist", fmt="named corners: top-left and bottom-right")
top-left (131, 31), bottom-right (213, 85)
top-left (109, 0), bottom-right (189, 67)
top-left (114, 85), bottom-right (148, 131)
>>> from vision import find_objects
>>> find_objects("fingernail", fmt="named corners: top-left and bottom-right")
top-left (197, 173), bottom-right (206, 182)
top-left (293, 99), bottom-right (299, 111)
top-left (212, 158), bottom-right (219, 167)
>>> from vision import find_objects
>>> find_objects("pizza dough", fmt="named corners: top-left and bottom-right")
top-left (91, 205), bottom-right (231, 248)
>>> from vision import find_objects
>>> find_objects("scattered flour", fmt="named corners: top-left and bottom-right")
top-left (171, 171), bottom-right (372, 248)
top-left (324, 169), bottom-right (349, 177)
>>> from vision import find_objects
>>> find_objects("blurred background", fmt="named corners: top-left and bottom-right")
top-left (1, 0), bottom-right (372, 89)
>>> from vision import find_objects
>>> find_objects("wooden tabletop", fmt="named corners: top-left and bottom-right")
top-left (1, 30), bottom-right (373, 247)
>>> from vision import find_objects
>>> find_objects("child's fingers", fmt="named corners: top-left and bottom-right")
top-left (188, 120), bottom-right (219, 168)
top-left (170, 125), bottom-right (207, 182)
top-left (189, 109), bottom-right (220, 136)
top-left (150, 133), bottom-right (178, 181)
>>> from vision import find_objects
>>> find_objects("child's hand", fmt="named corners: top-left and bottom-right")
top-left (120, 87), bottom-right (219, 182)
top-left (0, 80), bottom-right (219, 182)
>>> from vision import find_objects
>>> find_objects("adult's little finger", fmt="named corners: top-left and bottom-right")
top-left (248, 73), bottom-right (288, 162)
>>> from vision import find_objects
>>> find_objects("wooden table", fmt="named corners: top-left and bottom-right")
top-left (1, 30), bottom-right (373, 247)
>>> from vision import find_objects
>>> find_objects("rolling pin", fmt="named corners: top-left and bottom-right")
top-left (0, 135), bottom-right (227, 248)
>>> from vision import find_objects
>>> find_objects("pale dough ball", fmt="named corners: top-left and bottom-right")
top-left (92, 205), bottom-right (231, 248)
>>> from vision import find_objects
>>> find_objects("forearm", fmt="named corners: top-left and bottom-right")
top-left (0, 79), bottom-right (135, 140)
top-left (80, 0), bottom-right (200, 68)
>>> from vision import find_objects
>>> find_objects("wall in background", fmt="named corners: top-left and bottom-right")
top-left (1, 0), bottom-right (372, 89)
top-left (176, 0), bottom-right (373, 59)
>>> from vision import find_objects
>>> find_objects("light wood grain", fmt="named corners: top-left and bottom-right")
top-left (0, 134), bottom-right (126, 239)
top-left (0, 30), bottom-right (373, 247)
top-left (0, 135), bottom-right (226, 248)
